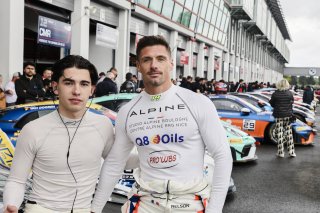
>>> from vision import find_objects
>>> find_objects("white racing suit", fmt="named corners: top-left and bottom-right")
top-left (121, 169), bottom-right (210, 213)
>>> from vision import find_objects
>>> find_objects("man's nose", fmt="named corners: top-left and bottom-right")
top-left (150, 58), bottom-right (158, 69)
top-left (72, 84), bottom-right (81, 95)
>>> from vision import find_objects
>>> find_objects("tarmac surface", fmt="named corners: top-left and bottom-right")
top-left (103, 110), bottom-right (320, 213)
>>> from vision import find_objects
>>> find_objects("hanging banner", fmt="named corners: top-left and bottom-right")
top-left (214, 58), bottom-right (220, 71)
top-left (180, 51), bottom-right (189, 65)
top-left (135, 34), bottom-right (144, 48)
top-left (96, 23), bottom-right (119, 49)
top-left (37, 16), bottom-right (71, 49)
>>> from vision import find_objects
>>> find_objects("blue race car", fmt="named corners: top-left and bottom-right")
top-left (208, 94), bottom-right (316, 145)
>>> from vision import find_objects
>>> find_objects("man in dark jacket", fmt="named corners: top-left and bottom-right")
top-left (303, 85), bottom-right (314, 105)
top-left (95, 72), bottom-right (118, 97)
top-left (15, 62), bottom-right (45, 104)
top-left (120, 72), bottom-right (136, 93)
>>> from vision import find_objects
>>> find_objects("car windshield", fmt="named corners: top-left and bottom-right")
top-left (231, 96), bottom-right (263, 113)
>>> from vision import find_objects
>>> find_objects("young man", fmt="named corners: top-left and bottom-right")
top-left (3, 55), bottom-right (115, 213)
top-left (15, 62), bottom-right (46, 104)
top-left (91, 36), bottom-right (232, 213)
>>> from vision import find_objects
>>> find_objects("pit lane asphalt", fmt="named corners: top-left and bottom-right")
top-left (103, 110), bottom-right (320, 213)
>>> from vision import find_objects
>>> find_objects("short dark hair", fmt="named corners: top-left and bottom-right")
top-left (108, 67), bottom-right (117, 73)
top-left (99, 72), bottom-right (106, 77)
top-left (125, 72), bottom-right (133, 81)
top-left (23, 62), bottom-right (36, 70)
top-left (136, 35), bottom-right (171, 60)
top-left (52, 55), bottom-right (98, 85)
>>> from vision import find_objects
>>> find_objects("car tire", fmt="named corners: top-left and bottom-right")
top-left (265, 123), bottom-right (277, 144)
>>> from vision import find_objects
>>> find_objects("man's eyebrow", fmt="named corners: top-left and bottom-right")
top-left (80, 80), bottom-right (91, 84)
top-left (62, 77), bottom-right (75, 82)
top-left (62, 78), bottom-right (91, 84)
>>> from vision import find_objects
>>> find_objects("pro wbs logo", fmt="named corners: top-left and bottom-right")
top-left (135, 133), bottom-right (184, 146)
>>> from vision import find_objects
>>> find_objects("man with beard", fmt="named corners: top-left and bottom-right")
top-left (15, 62), bottom-right (45, 104)
top-left (92, 36), bottom-right (232, 213)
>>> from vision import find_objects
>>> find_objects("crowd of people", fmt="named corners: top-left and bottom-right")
top-left (0, 58), bottom-right (316, 110)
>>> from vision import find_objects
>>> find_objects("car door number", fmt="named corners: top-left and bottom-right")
top-left (243, 120), bottom-right (255, 131)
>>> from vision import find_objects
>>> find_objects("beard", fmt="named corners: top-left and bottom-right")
top-left (24, 72), bottom-right (34, 78)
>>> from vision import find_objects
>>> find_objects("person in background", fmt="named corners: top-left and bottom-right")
top-left (42, 68), bottom-right (54, 100)
top-left (96, 72), bottom-right (106, 85)
top-left (303, 85), bottom-right (314, 105)
top-left (269, 79), bottom-right (296, 158)
top-left (95, 72), bottom-right (118, 97)
top-left (42, 68), bottom-right (52, 82)
top-left (235, 79), bottom-right (246, 93)
top-left (207, 79), bottom-right (216, 94)
top-left (192, 77), bottom-right (203, 93)
top-left (132, 75), bottom-right (139, 91)
top-left (5, 72), bottom-right (20, 107)
top-left (91, 35), bottom-right (232, 213)
top-left (120, 72), bottom-right (136, 93)
top-left (107, 67), bottom-right (118, 81)
top-left (0, 74), bottom-right (6, 109)
top-left (15, 62), bottom-right (45, 104)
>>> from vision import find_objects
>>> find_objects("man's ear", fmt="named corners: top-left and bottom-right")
top-left (91, 85), bottom-right (96, 96)
top-left (136, 60), bottom-right (141, 73)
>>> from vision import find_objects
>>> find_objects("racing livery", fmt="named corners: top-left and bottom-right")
top-left (209, 94), bottom-right (316, 145)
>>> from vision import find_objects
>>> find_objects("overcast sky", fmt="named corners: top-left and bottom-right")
top-left (280, 0), bottom-right (320, 67)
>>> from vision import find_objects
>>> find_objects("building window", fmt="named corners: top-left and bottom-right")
top-left (216, 10), bottom-right (223, 29)
top-left (208, 25), bottom-right (215, 39)
top-left (205, 2), bottom-right (213, 22)
top-left (181, 9), bottom-right (192, 27)
top-left (211, 6), bottom-right (218, 26)
top-left (161, 0), bottom-right (174, 18)
top-left (192, 0), bottom-right (201, 13)
top-left (224, 16), bottom-right (230, 33)
top-left (200, 0), bottom-right (208, 18)
top-left (149, 0), bottom-right (163, 13)
top-left (137, 0), bottom-right (149, 7)
top-left (220, 14), bottom-right (226, 31)
top-left (189, 14), bottom-right (197, 30)
top-left (218, 31), bottom-right (223, 43)
top-left (172, 3), bottom-right (183, 22)
top-left (185, 0), bottom-right (194, 10)
top-left (219, 0), bottom-right (224, 10)
top-left (213, 28), bottom-right (219, 41)
top-left (197, 18), bottom-right (204, 34)
top-left (203, 22), bottom-right (210, 37)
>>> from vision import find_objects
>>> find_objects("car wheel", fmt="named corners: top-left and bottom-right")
top-left (265, 123), bottom-right (277, 144)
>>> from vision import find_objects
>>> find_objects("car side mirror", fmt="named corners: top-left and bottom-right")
top-left (241, 108), bottom-right (251, 115)
top-left (258, 101), bottom-right (266, 107)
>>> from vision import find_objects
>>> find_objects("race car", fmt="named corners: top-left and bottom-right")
top-left (208, 94), bottom-right (315, 145)
top-left (248, 92), bottom-right (316, 126)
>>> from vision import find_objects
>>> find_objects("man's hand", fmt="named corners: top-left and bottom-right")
top-left (4, 205), bottom-right (18, 213)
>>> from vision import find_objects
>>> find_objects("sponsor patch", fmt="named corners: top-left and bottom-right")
top-left (148, 150), bottom-right (180, 169)
top-left (151, 95), bottom-right (161, 101)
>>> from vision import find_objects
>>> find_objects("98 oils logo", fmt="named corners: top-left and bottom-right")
top-left (135, 133), bottom-right (184, 146)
